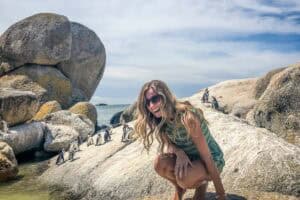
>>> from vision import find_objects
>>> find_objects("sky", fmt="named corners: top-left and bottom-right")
top-left (1, 0), bottom-right (300, 104)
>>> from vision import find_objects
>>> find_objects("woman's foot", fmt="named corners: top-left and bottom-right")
top-left (173, 186), bottom-right (186, 200)
top-left (192, 181), bottom-right (208, 200)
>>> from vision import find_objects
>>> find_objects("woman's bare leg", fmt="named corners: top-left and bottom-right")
top-left (192, 181), bottom-right (208, 200)
top-left (176, 160), bottom-right (210, 189)
top-left (154, 154), bottom-right (186, 200)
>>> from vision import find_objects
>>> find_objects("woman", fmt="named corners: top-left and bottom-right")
top-left (134, 80), bottom-right (226, 200)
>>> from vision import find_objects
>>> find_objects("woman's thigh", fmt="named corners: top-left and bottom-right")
top-left (154, 153), bottom-right (176, 177)
top-left (176, 160), bottom-right (211, 189)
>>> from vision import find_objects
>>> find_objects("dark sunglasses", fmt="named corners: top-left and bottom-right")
top-left (146, 95), bottom-right (161, 106)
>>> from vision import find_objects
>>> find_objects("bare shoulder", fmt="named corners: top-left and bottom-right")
top-left (182, 109), bottom-right (201, 131)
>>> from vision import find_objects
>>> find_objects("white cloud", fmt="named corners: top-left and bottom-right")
top-left (1, 0), bottom-right (300, 103)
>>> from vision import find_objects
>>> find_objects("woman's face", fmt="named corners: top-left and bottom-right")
top-left (145, 87), bottom-right (162, 118)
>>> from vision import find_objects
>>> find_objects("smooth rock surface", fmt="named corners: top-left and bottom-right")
top-left (9, 64), bottom-right (73, 108)
top-left (120, 102), bottom-right (137, 123)
top-left (58, 22), bottom-right (106, 101)
top-left (0, 122), bottom-right (44, 155)
top-left (0, 88), bottom-right (39, 126)
top-left (44, 110), bottom-right (94, 142)
top-left (0, 13), bottom-right (71, 68)
top-left (40, 97), bottom-right (300, 199)
top-left (44, 124), bottom-right (79, 152)
top-left (200, 78), bottom-right (257, 117)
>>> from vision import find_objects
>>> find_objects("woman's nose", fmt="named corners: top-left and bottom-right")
top-left (148, 101), bottom-right (156, 110)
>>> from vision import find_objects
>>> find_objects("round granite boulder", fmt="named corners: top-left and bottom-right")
top-left (253, 64), bottom-right (300, 145)
top-left (0, 141), bottom-right (18, 181)
top-left (0, 13), bottom-right (71, 68)
top-left (58, 22), bottom-right (106, 101)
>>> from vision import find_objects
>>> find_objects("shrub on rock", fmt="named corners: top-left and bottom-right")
top-left (33, 101), bottom-right (62, 121)
top-left (69, 102), bottom-right (97, 125)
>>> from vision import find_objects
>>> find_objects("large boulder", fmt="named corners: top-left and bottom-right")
top-left (110, 111), bottom-right (123, 127)
top-left (201, 78), bottom-right (257, 118)
top-left (0, 141), bottom-right (18, 181)
top-left (44, 110), bottom-right (94, 142)
top-left (33, 100), bottom-right (62, 121)
top-left (58, 22), bottom-right (106, 101)
top-left (253, 64), bottom-right (300, 145)
top-left (0, 13), bottom-right (71, 69)
top-left (69, 102), bottom-right (97, 125)
top-left (254, 67), bottom-right (286, 99)
top-left (120, 102), bottom-right (137, 123)
top-left (7, 64), bottom-right (73, 108)
top-left (0, 122), bottom-right (44, 155)
top-left (0, 88), bottom-right (39, 126)
top-left (40, 101), bottom-right (300, 199)
top-left (44, 124), bottom-right (79, 152)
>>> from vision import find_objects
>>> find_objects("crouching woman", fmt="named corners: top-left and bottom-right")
top-left (134, 80), bottom-right (226, 200)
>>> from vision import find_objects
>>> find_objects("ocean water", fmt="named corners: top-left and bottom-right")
top-left (96, 104), bottom-right (130, 126)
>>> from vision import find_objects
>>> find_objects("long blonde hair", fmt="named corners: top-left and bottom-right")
top-left (134, 80), bottom-right (206, 153)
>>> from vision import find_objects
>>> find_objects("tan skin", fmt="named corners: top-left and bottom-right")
top-left (146, 88), bottom-right (226, 200)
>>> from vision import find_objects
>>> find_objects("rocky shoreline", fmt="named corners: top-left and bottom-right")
top-left (0, 12), bottom-right (105, 181)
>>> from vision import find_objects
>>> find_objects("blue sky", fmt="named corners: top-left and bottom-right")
top-left (1, 0), bottom-right (300, 104)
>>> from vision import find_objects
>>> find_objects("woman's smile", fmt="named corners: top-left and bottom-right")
top-left (145, 88), bottom-right (162, 118)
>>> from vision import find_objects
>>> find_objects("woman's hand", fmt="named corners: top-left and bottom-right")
top-left (174, 149), bottom-right (193, 179)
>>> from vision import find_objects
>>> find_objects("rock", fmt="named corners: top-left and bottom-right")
top-left (0, 88), bottom-right (39, 126)
top-left (253, 64), bottom-right (300, 145)
top-left (231, 99), bottom-right (256, 118)
top-left (0, 61), bottom-right (16, 77)
top-left (254, 67), bottom-right (286, 99)
top-left (44, 124), bottom-right (79, 152)
top-left (0, 141), bottom-right (18, 181)
top-left (0, 122), bottom-right (44, 155)
top-left (120, 102), bottom-right (137, 123)
top-left (5, 64), bottom-right (73, 108)
top-left (58, 22), bottom-right (106, 101)
top-left (0, 73), bottom-right (47, 104)
top-left (110, 111), bottom-right (123, 126)
top-left (0, 120), bottom-right (9, 133)
top-left (40, 101), bottom-right (300, 199)
top-left (0, 13), bottom-right (71, 68)
top-left (202, 78), bottom-right (257, 117)
top-left (69, 102), bottom-right (97, 125)
top-left (44, 110), bottom-right (94, 142)
top-left (32, 101), bottom-right (62, 121)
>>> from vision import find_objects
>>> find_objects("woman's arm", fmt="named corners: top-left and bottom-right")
top-left (183, 112), bottom-right (225, 198)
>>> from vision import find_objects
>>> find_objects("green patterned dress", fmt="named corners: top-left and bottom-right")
top-left (163, 107), bottom-right (225, 172)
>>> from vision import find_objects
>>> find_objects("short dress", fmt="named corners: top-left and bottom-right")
top-left (163, 107), bottom-right (225, 172)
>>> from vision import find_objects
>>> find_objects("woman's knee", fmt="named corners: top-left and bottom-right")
top-left (153, 154), bottom-right (175, 175)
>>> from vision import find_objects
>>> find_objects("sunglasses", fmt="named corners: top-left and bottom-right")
top-left (146, 95), bottom-right (161, 106)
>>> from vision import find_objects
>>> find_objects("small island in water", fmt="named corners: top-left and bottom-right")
top-left (95, 103), bottom-right (108, 106)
